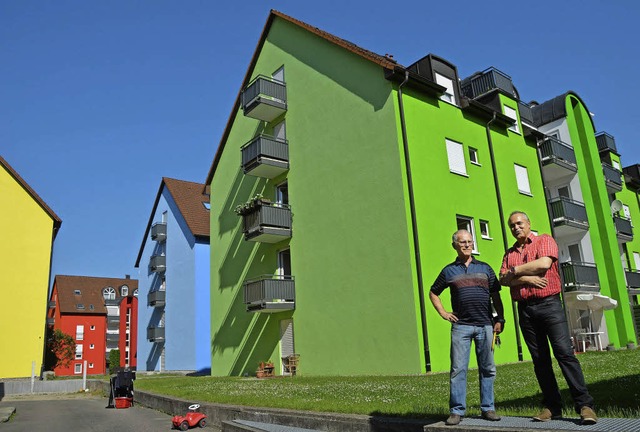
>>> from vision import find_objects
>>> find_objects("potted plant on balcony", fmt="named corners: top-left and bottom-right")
top-left (234, 193), bottom-right (272, 216)
top-left (256, 360), bottom-right (274, 378)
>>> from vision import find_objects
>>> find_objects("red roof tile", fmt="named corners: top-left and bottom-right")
top-left (53, 275), bottom-right (138, 315)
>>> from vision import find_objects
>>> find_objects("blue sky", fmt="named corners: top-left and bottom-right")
top-left (2, 1), bottom-right (639, 283)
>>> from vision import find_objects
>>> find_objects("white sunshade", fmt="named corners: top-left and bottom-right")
top-left (564, 292), bottom-right (618, 311)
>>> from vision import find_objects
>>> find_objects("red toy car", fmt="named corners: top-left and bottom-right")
top-left (172, 404), bottom-right (208, 430)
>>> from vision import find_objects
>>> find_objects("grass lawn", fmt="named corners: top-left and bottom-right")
top-left (133, 349), bottom-right (640, 419)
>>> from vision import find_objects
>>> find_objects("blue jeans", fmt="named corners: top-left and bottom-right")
top-left (450, 323), bottom-right (496, 415)
top-left (518, 295), bottom-right (594, 414)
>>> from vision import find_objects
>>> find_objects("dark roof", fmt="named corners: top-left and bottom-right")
top-left (1, 155), bottom-right (62, 238)
top-left (53, 275), bottom-right (138, 315)
top-left (204, 9), bottom-right (399, 187)
top-left (531, 91), bottom-right (596, 131)
top-left (135, 177), bottom-right (209, 267)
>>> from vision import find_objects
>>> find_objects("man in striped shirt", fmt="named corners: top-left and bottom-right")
top-left (500, 211), bottom-right (597, 425)
top-left (430, 229), bottom-right (505, 426)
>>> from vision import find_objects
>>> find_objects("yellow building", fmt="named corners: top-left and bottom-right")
top-left (0, 156), bottom-right (61, 378)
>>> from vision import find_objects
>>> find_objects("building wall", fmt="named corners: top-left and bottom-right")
top-left (54, 313), bottom-right (107, 376)
top-left (0, 164), bottom-right (55, 378)
top-left (210, 18), bottom-right (423, 376)
top-left (194, 241), bottom-right (211, 373)
top-left (119, 296), bottom-right (138, 369)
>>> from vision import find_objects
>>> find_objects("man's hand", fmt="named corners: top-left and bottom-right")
top-left (439, 311), bottom-right (458, 323)
top-left (520, 275), bottom-right (548, 288)
top-left (493, 321), bottom-right (503, 334)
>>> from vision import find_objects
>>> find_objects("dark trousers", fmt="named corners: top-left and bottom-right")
top-left (518, 295), bottom-right (594, 414)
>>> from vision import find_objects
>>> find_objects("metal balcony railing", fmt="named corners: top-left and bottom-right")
top-left (596, 131), bottom-right (617, 153)
top-left (623, 164), bottom-right (640, 190)
top-left (549, 197), bottom-right (588, 228)
top-left (539, 136), bottom-right (577, 168)
top-left (603, 163), bottom-right (623, 192)
top-left (625, 270), bottom-right (640, 288)
top-left (241, 75), bottom-right (287, 122)
top-left (46, 317), bottom-right (54, 326)
top-left (239, 202), bottom-right (292, 243)
top-left (106, 333), bottom-right (119, 342)
top-left (561, 262), bottom-right (599, 292)
top-left (461, 67), bottom-right (516, 99)
top-left (518, 101), bottom-right (534, 125)
top-left (48, 301), bottom-right (56, 308)
top-left (243, 275), bottom-right (295, 312)
top-left (147, 326), bottom-right (165, 342)
top-left (241, 135), bottom-right (289, 178)
top-left (151, 222), bottom-right (167, 242)
top-left (150, 255), bottom-right (166, 273)
top-left (148, 290), bottom-right (166, 307)
top-left (614, 216), bottom-right (633, 241)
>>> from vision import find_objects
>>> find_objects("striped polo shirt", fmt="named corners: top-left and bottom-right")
top-left (430, 257), bottom-right (501, 326)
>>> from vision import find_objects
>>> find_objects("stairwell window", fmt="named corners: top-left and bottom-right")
top-left (514, 164), bottom-right (532, 196)
top-left (446, 139), bottom-right (467, 176)
top-left (503, 105), bottom-right (519, 134)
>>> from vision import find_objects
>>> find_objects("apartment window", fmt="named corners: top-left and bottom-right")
top-left (272, 66), bottom-right (285, 83)
top-left (76, 325), bottom-right (84, 341)
top-left (456, 215), bottom-right (478, 253)
top-left (633, 252), bottom-right (640, 270)
top-left (202, 202), bottom-right (211, 210)
top-left (103, 287), bottom-right (116, 300)
top-left (623, 204), bottom-right (632, 224)
top-left (74, 290), bottom-right (81, 295)
top-left (74, 363), bottom-right (82, 374)
top-left (276, 181), bottom-right (289, 205)
top-left (90, 325), bottom-right (95, 330)
top-left (613, 160), bottom-right (621, 171)
top-left (90, 344), bottom-right (95, 349)
top-left (89, 363), bottom-right (94, 369)
top-left (133, 289), bottom-right (138, 297)
top-left (446, 139), bottom-right (467, 176)
top-left (514, 164), bottom-right (532, 195)
top-left (89, 304), bottom-right (94, 311)
top-left (75, 344), bottom-right (83, 359)
top-left (435, 72), bottom-right (455, 104)
top-left (121, 285), bottom-right (129, 297)
top-left (76, 304), bottom-right (85, 310)
top-left (503, 105), bottom-right (519, 133)
top-left (469, 147), bottom-right (479, 165)
top-left (480, 220), bottom-right (491, 239)
top-left (278, 248), bottom-right (292, 279)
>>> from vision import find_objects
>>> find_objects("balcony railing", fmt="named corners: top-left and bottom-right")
top-left (614, 216), bottom-right (633, 242)
top-left (623, 164), bottom-right (640, 190)
top-left (148, 290), bottom-right (166, 307)
top-left (561, 262), bottom-right (599, 292)
top-left (241, 75), bottom-right (287, 122)
top-left (241, 135), bottom-right (289, 178)
top-left (539, 137), bottom-right (577, 182)
top-left (625, 270), bottom-right (640, 288)
top-left (46, 317), bottom-right (54, 326)
top-left (243, 275), bottom-right (295, 313)
top-left (106, 333), bottom-right (120, 342)
top-left (518, 101), bottom-right (534, 126)
top-left (238, 202), bottom-right (292, 243)
top-left (602, 163), bottom-right (623, 193)
top-left (48, 300), bottom-right (56, 308)
top-left (460, 67), bottom-right (516, 99)
top-left (596, 131), bottom-right (617, 154)
top-left (107, 315), bottom-right (119, 325)
top-left (151, 222), bottom-right (167, 242)
top-left (147, 326), bottom-right (165, 342)
top-left (150, 255), bottom-right (166, 273)
top-left (549, 197), bottom-right (589, 234)
top-left (105, 298), bottom-right (119, 307)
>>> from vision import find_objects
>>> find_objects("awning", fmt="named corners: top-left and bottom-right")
top-left (564, 292), bottom-right (618, 311)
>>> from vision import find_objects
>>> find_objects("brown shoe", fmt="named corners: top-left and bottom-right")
top-left (532, 408), bottom-right (562, 421)
top-left (580, 406), bottom-right (597, 425)
top-left (481, 410), bottom-right (501, 421)
top-left (445, 414), bottom-right (462, 425)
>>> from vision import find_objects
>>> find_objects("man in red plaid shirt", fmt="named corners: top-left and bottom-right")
top-left (500, 211), bottom-right (597, 425)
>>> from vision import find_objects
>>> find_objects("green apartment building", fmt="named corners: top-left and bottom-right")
top-left (205, 10), bottom-right (638, 376)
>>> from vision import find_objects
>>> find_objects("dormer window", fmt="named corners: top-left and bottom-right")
top-left (74, 290), bottom-right (81, 295)
top-left (77, 304), bottom-right (85, 310)
top-left (103, 287), bottom-right (116, 300)
top-left (121, 285), bottom-right (129, 296)
top-left (435, 72), bottom-right (455, 105)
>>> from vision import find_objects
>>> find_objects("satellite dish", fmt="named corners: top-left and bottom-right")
top-left (611, 199), bottom-right (623, 214)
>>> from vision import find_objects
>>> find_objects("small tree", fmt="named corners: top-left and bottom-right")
top-left (108, 349), bottom-right (121, 375)
top-left (45, 329), bottom-right (76, 370)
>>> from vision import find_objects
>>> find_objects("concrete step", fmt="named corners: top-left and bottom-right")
top-left (222, 419), bottom-right (323, 432)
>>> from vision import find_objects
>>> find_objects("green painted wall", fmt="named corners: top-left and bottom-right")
top-left (564, 95), bottom-right (636, 346)
top-left (210, 17), bottom-right (423, 376)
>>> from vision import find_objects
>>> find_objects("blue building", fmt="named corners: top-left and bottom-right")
top-left (135, 177), bottom-right (211, 373)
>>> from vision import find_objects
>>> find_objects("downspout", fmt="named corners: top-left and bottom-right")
top-left (485, 112), bottom-right (524, 361)
top-left (397, 70), bottom-right (431, 372)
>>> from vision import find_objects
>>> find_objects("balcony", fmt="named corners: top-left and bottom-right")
top-left (623, 164), bottom-right (640, 190)
top-left (539, 137), bottom-right (578, 183)
top-left (147, 326), bottom-right (165, 342)
top-left (106, 333), bottom-right (120, 342)
top-left (243, 275), bottom-right (295, 313)
top-left (150, 255), bottom-right (166, 273)
top-left (596, 131), bottom-right (618, 154)
top-left (625, 270), bottom-right (640, 289)
top-left (241, 75), bottom-right (287, 122)
top-left (561, 262), bottom-right (599, 292)
top-left (105, 298), bottom-right (119, 307)
top-left (614, 216), bottom-right (633, 242)
top-left (148, 290), bottom-right (166, 307)
top-left (151, 222), bottom-right (167, 243)
top-left (48, 300), bottom-right (56, 309)
top-left (518, 101), bottom-right (534, 126)
top-left (602, 163), bottom-right (623, 193)
top-left (238, 202), bottom-right (292, 243)
top-left (460, 67), bottom-right (516, 99)
top-left (549, 197), bottom-right (589, 237)
top-left (46, 317), bottom-right (54, 326)
top-left (241, 135), bottom-right (289, 178)
top-left (107, 315), bottom-right (119, 325)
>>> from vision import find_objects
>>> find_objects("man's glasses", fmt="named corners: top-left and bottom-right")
top-left (457, 241), bottom-right (474, 246)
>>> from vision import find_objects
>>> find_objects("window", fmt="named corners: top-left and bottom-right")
top-left (74, 363), bottom-right (82, 374)
top-left (103, 287), bottom-right (116, 300)
top-left (568, 244), bottom-right (582, 263)
top-left (514, 164), bottom-right (532, 195)
top-left (75, 344), bottom-right (83, 359)
top-left (479, 220), bottom-right (491, 239)
top-left (446, 139), bottom-right (467, 176)
top-left (272, 66), bottom-right (285, 83)
top-left (89, 304), bottom-right (94, 311)
top-left (274, 120), bottom-right (286, 141)
top-left (76, 304), bottom-right (85, 310)
top-left (202, 201), bottom-right (211, 210)
top-left (435, 72), bottom-right (455, 104)
top-left (278, 248), bottom-right (292, 279)
top-left (89, 363), bottom-right (94, 369)
top-left (276, 181), bottom-right (289, 206)
top-left (558, 186), bottom-right (571, 199)
top-left (613, 160), bottom-right (621, 171)
top-left (90, 325), bottom-right (95, 330)
top-left (133, 289), bottom-right (138, 297)
top-left (76, 325), bottom-right (84, 341)
top-left (503, 105), bottom-right (519, 133)
top-left (90, 344), bottom-right (95, 349)
top-left (634, 252), bottom-right (640, 270)
top-left (469, 147), bottom-right (479, 165)
top-left (456, 215), bottom-right (478, 253)
top-left (74, 290), bottom-right (81, 295)
top-left (121, 285), bottom-right (129, 297)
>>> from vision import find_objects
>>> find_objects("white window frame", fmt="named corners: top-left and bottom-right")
top-left (469, 147), bottom-right (480, 165)
top-left (90, 325), bottom-right (95, 330)
top-left (435, 72), bottom-right (455, 105)
top-left (613, 160), bottom-right (621, 171)
top-left (503, 105), bottom-right (520, 133)
top-left (103, 287), bottom-right (116, 300)
top-left (89, 363), bottom-right (94, 369)
top-left (514, 164), bottom-right (532, 196)
top-left (74, 363), bottom-right (82, 374)
top-left (479, 220), bottom-right (491, 240)
top-left (446, 139), bottom-right (467, 176)
top-left (75, 344), bottom-right (83, 360)
top-left (121, 285), bottom-right (129, 297)
top-left (456, 215), bottom-right (478, 254)
top-left (76, 325), bottom-right (84, 341)
top-left (90, 344), bottom-right (95, 349)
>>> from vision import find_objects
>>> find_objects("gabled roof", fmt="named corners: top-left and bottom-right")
top-left (135, 177), bottom-right (210, 267)
top-left (52, 275), bottom-right (138, 315)
top-left (1, 155), bottom-right (62, 238)
top-left (204, 9), bottom-right (400, 186)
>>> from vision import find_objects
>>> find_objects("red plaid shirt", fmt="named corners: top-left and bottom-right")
top-left (500, 233), bottom-right (561, 302)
